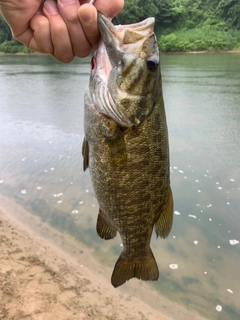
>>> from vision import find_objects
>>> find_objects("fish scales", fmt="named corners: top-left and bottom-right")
top-left (83, 13), bottom-right (173, 287)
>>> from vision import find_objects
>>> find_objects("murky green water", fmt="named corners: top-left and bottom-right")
top-left (0, 53), bottom-right (239, 319)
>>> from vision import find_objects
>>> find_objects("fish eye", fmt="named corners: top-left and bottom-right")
top-left (146, 56), bottom-right (159, 72)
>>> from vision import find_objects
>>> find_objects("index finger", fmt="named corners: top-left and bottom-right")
top-left (92, 0), bottom-right (124, 18)
top-left (58, 0), bottom-right (92, 58)
top-left (78, 0), bottom-right (124, 50)
top-left (78, 4), bottom-right (99, 51)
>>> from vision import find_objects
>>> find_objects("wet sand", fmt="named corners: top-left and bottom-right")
top-left (0, 196), bottom-right (207, 320)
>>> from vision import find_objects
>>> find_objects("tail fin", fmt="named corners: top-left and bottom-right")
top-left (111, 249), bottom-right (159, 288)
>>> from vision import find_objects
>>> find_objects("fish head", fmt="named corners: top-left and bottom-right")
top-left (89, 13), bottom-right (161, 127)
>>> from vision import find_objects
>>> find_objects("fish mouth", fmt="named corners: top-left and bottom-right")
top-left (95, 13), bottom-right (157, 127)
top-left (97, 12), bottom-right (155, 66)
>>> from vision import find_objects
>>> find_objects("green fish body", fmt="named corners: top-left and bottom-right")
top-left (83, 13), bottom-right (173, 287)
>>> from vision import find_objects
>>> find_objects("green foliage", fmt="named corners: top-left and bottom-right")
top-left (217, 0), bottom-right (240, 29)
top-left (159, 26), bottom-right (240, 52)
top-left (0, 14), bottom-right (29, 53)
top-left (1, 1), bottom-right (240, 53)
top-left (114, 0), bottom-right (160, 24)
top-left (0, 39), bottom-right (31, 54)
top-left (114, 0), bottom-right (183, 28)
top-left (0, 14), bottom-right (12, 43)
top-left (115, 0), bottom-right (240, 52)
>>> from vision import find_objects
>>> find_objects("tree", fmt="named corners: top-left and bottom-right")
top-left (0, 14), bottom-right (29, 53)
top-left (113, 0), bottom-right (182, 30)
top-left (217, 0), bottom-right (240, 29)
top-left (0, 15), bottom-right (12, 43)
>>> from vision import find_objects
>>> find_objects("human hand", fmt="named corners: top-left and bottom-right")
top-left (0, 0), bottom-right (124, 63)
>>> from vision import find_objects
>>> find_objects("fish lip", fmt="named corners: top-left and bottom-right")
top-left (97, 12), bottom-right (155, 32)
top-left (97, 12), bottom-right (155, 66)
top-left (97, 12), bottom-right (123, 66)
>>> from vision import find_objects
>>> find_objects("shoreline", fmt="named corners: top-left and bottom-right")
top-left (0, 49), bottom-right (240, 57)
top-left (0, 195), bottom-right (207, 320)
top-left (162, 49), bottom-right (240, 54)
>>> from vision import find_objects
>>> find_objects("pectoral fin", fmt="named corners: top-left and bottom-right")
top-left (82, 137), bottom-right (89, 172)
top-left (96, 209), bottom-right (117, 240)
top-left (155, 186), bottom-right (174, 239)
top-left (99, 114), bottom-right (127, 169)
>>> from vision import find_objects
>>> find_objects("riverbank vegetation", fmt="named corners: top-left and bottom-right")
top-left (1, 0), bottom-right (240, 53)
top-left (114, 0), bottom-right (240, 52)
top-left (0, 15), bottom-right (31, 54)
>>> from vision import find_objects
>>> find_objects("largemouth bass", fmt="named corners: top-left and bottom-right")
top-left (82, 13), bottom-right (173, 288)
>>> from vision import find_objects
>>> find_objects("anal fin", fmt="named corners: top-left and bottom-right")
top-left (96, 209), bottom-right (117, 240)
top-left (155, 186), bottom-right (174, 239)
top-left (111, 248), bottom-right (159, 288)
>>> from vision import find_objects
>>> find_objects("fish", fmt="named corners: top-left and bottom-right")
top-left (82, 12), bottom-right (173, 288)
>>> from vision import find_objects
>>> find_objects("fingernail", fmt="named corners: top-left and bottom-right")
top-left (44, 0), bottom-right (59, 15)
top-left (60, 0), bottom-right (77, 4)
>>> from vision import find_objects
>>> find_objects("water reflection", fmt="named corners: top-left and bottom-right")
top-left (0, 54), bottom-right (240, 320)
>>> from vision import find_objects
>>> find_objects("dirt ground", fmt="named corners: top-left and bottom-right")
top-left (0, 197), bottom-right (207, 320)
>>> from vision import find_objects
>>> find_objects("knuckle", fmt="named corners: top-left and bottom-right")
top-left (30, 15), bottom-right (49, 30)
top-left (54, 24), bottom-right (67, 34)
top-left (36, 18), bottom-right (50, 30)
top-left (65, 12), bottom-right (79, 25)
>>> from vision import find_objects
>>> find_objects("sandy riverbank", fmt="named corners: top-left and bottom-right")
top-left (0, 196), bottom-right (207, 320)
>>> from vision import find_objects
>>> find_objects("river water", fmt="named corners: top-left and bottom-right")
top-left (0, 53), bottom-right (239, 319)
